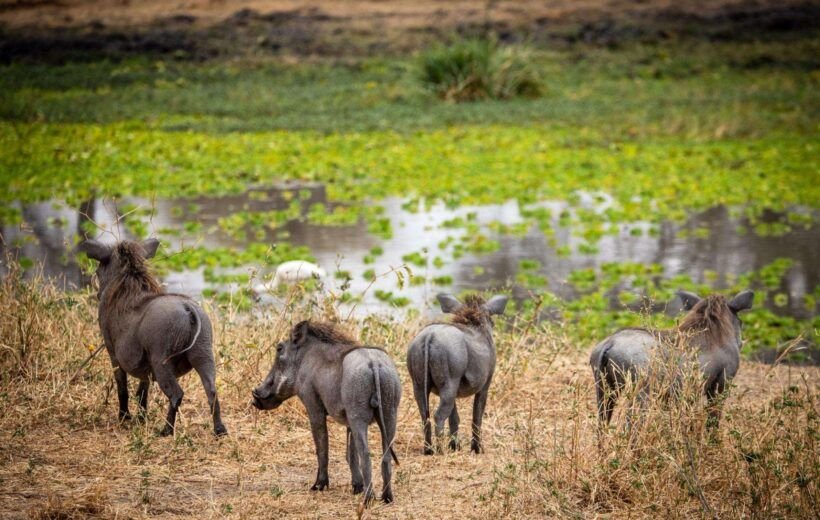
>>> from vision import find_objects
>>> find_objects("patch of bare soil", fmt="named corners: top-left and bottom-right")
top-left (0, 0), bottom-right (818, 62)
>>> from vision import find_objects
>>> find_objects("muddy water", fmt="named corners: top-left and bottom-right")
top-left (1, 184), bottom-right (818, 321)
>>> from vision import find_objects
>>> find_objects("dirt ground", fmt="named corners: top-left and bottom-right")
top-left (0, 343), bottom-right (816, 519)
top-left (1, 0), bottom-right (817, 61)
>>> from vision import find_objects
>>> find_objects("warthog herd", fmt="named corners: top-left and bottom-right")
top-left (80, 238), bottom-right (755, 506)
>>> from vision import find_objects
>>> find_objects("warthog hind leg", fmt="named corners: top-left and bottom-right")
top-left (412, 380), bottom-right (433, 455)
top-left (349, 418), bottom-right (375, 505)
top-left (152, 360), bottom-right (184, 437)
top-left (434, 383), bottom-right (458, 454)
top-left (346, 427), bottom-right (364, 494)
top-left (192, 356), bottom-right (227, 436)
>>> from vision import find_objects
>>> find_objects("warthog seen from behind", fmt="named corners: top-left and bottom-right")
top-left (251, 320), bottom-right (401, 505)
top-left (590, 289), bottom-right (754, 427)
top-left (80, 238), bottom-right (227, 436)
top-left (407, 293), bottom-right (509, 454)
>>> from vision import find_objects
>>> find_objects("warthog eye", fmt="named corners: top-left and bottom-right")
top-left (276, 343), bottom-right (284, 353)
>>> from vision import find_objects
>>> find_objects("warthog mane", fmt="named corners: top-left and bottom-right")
top-left (676, 294), bottom-right (736, 348)
top-left (449, 294), bottom-right (489, 328)
top-left (293, 320), bottom-right (360, 346)
top-left (105, 241), bottom-right (163, 311)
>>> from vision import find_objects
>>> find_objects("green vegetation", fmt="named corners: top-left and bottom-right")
top-left (1, 36), bottom-right (817, 360)
top-left (418, 38), bottom-right (543, 101)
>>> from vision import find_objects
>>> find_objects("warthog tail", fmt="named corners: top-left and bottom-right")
top-left (163, 302), bottom-right (201, 365)
top-left (371, 362), bottom-right (400, 466)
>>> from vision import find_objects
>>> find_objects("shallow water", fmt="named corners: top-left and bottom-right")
top-left (1, 184), bottom-right (817, 323)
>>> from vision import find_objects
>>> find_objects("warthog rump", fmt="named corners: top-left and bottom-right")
top-left (80, 238), bottom-right (227, 437)
top-left (590, 289), bottom-right (754, 428)
top-left (252, 320), bottom-right (401, 505)
top-left (407, 293), bottom-right (509, 454)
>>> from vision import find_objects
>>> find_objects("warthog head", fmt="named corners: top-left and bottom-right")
top-left (251, 324), bottom-right (306, 410)
top-left (252, 320), bottom-right (355, 410)
top-left (437, 293), bottom-right (509, 328)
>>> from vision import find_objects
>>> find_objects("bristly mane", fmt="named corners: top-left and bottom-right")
top-left (105, 241), bottom-right (163, 310)
top-left (450, 294), bottom-right (490, 328)
top-left (294, 320), bottom-right (360, 346)
top-left (676, 294), bottom-right (735, 347)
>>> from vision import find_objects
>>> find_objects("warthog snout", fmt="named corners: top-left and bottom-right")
top-left (251, 387), bottom-right (282, 410)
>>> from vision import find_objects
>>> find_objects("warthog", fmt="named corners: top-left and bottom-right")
top-left (80, 238), bottom-right (227, 437)
top-left (590, 289), bottom-right (754, 427)
top-left (251, 320), bottom-right (401, 504)
top-left (407, 293), bottom-right (509, 454)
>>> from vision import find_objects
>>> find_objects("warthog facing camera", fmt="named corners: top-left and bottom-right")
top-left (252, 320), bottom-right (400, 505)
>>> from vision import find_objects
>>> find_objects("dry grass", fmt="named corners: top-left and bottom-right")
top-left (0, 266), bottom-right (817, 519)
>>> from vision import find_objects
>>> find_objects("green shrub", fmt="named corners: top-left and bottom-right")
top-left (419, 38), bottom-right (543, 102)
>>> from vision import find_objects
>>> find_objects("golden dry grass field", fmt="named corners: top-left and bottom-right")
top-left (0, 271), bottom-right (817, 519)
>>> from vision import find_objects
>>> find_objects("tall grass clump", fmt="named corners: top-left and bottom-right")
top-left (419, 38), bottom-right (543, 102)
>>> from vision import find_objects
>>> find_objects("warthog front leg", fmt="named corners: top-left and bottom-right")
top-left (448, 406), bottom-right (461, 451)
top-left (114, 367), bottom-right (131, 421)
top-left (136, 379), bottom-right (150, 421)
top-left (470, 383), bottom-right (491, 454)
top-left (306, 401), bottom-right (329, 491)
top-left (346, 427), bottom-right (364, 494)
top-left (705, 376), bottom-right (727, 430)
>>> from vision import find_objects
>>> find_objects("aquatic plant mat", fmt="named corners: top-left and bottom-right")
top-left (1, 273), bottom-right (816, 518)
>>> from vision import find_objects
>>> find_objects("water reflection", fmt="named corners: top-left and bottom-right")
top-left (1, 186), bottom-right (817, 322)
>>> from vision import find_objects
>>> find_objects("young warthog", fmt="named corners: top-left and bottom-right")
top-left (590, 290), bottom-right (754, 427)
top-left (251, 320), bottom-right (401, 505)
top-left (80, 239), bottom-right (227, 436)
top-left (407, 293), bottom-right (509, 454)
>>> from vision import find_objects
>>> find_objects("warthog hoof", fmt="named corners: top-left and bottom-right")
top-left (214, 425), bottom-right (228, 437)
top-left (352, 482), bottom-right (364, 495)
top-left (382, 488), bottom-right (394, 504)
top-left (159, 425), bottom-right (174, 437)
top-left (423, 446), bottom-right (435, 456)
top-left (449, 438), bottom-right (461, 451)
top-left (118, 411), bottom-right (132, 422)
top-left (363, 489), bottom-right (376, 506)
top-left (470, 440), bottom-right (482, 454)
top-left (310, 478), bottom-right (329, 491)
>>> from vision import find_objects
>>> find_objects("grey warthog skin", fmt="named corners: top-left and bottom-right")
top-left (407, 293), bottom-right (509, 454)
top-left (251, 320), bottom-right (401, 505)
top-left (79, 238), bottom-right (227, 437)
top-left (590, 289), bottom-right (754, 427)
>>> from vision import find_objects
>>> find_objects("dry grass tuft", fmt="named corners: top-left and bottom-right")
top-left (0, 267), bottom-right (816, 518)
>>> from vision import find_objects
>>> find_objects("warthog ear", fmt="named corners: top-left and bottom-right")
top-left (291, 320), bottom-right (310, 346)
top-left (141, 238), bottom-right (160, 259)
top-left (436, 293), bottom-right (463, 314)
top-left (483, 294), bottom-right (509, 315)
top-left (78, 239), bottom-right (111, 262)
top-left (728, 290), bottom-right (754, 313)
top-left (676, 290), bottom-right (701, 311)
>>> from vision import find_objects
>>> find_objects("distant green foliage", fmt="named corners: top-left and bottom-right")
top-left (419, 38), bottom-right (543, 102)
